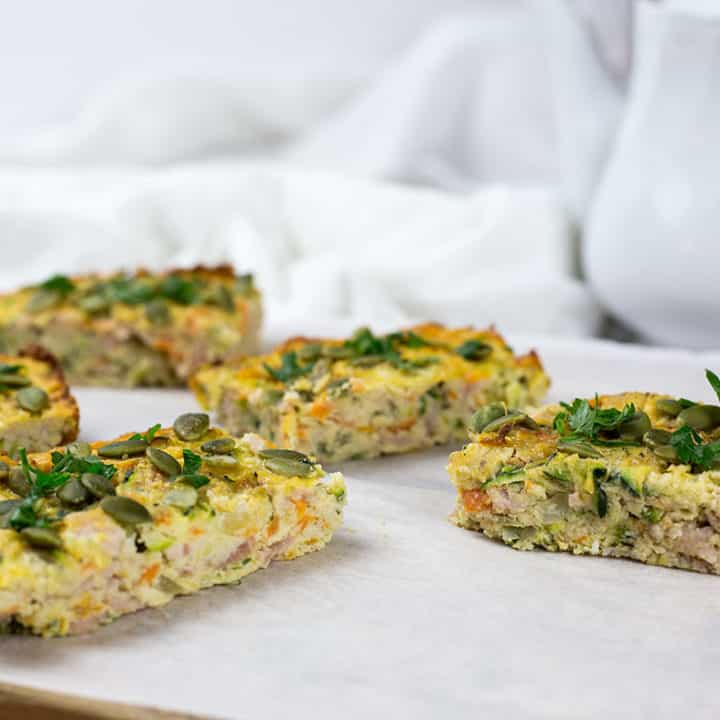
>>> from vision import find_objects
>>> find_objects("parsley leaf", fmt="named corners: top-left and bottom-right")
top-left (264, 351), bottom-right (314, 383)
top-left (670, 425), bottom-right (720, 471)
top-left (159, 275), bottom-right (201, 305)
top-left (182, 449), bottom-right (203, 475)
top-left (130, 423), bottom-right (162, 445)
top-left (553, 396), bottom-right (637, 445)
top-left (706, 369), bottom-right (720, 402)
top-left (456, 339), bottom-right (493, 362)
top-left (39, 274), bottom-right (75, 295)
top-left (50, 450), bottom-right (117, 482)
top-left (179, 449), bottom-right (209, 488)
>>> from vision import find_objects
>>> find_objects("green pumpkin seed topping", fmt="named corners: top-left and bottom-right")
top-left (57, 477), bottom-right (92, 507)
top-left (470, 403), bottom-right (507, 432)
top-left (20, 526), bottom-right (63, 550)
top-left (202, 454), bottom-right (238, 468)
top-left (163, 485), bottom-right (198, 510)
top-left (201, 437), bottom-right (236, 454)
top-left (0, 372), bottom-right (31, 389)
top-left (677, 404), bottom-right (720, 432)
top-left (66, 441), bottom-right (92, 457)
top-left (101, 496), bottom-right (152, 526)
top-left (98, 437), bottom-right (148, 458)
top-left (643, 429), bottom-right (673, 448)
top-left (259, 449), bottom-right (315, 477)
top-left (16, 386), bottom-right (49, 414)
top-left (556, 439), bottom-right (603, 459)
top-left (145, 298), bottom-right (170, 325)
top-left (655, 398), bottom-right (684, 417)
top-left (7, 467), bottom-right (31, 497)
top-left (146, 447), bottom-right (182, 476)
top-left (80, 472), bottom-right (116, 499)
top-left (173, 413), bottom-right (210, 441)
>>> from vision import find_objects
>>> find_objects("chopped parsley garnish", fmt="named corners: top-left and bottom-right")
top-left (39, 274), bottom-right (75, 296)
top-left (179, 449), bottom-right (209, 488)
top-left (130, 423), bottom-right (162, 445)
top-left (455, 338), bottom-right (492, 362)
top-left (706, 369), bottom-right (720, 401)
top-left (553, 396), bottom-right (637, 445)
top-left (264, 328), bottom-right (444, 383)
top-left (264, 351), bottom-right (314, 383)
top-left (7, 449), bottom-right (71, 530)
top-left (50, 449), bottom-right (117, 482)
top-left (669, 425), bottom-right (720, 470)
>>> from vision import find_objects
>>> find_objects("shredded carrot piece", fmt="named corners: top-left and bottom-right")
top-left (462, 489), bottom-right (492, 513)
top-left (309, 400), bottom-right (332, 420)
top-left (140, 563), bottom-right (161, 585)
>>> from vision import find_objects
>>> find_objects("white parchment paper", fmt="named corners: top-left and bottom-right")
top-left (2, 336), bottom-right (720, 719)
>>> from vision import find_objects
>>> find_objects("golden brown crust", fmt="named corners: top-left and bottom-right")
top-left (133, 264), bottom-right (238, 281)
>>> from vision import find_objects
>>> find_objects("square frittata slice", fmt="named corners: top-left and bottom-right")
top-left (191, 323), bottom-right (549, 463)
top-left (449, 372), bottom-right (720, 574)
top-left (0, 413), bottom-right (345, 636)
top-left (0, 346), bottom-right (78, 455)
top-left (0, 265), bottom-right (262, 387)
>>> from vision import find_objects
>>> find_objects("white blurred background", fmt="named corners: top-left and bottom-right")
top-left (0, 0), bottom-right (718, 346)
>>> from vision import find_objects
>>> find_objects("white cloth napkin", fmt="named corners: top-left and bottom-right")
top-left (0, 166), bottom-right (599, 338)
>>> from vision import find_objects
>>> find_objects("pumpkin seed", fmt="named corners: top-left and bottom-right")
top-left (66, 441), bottom-right (92, 457)
top-left (297, 343), bottom-right (323, 363)
top-left (556, 439), bottom-right (603, 458)
top-left (78, 294), bottom-right (110, 314)
top-left (146, 447), bottom-right (181, 476)
top-left (203, 454), bottom-right (238, 468)
top-left (57, 477), bottom-right (91, 507)
top-left (260, 450), bottom-right (315, 477)
top-left (173, 413), bottom-right (209, 441)
top-left (0, 461), bottom-right (9, 481)
top-left (212, 285), bottom-right (235, 312)
top-left (617, 411), bottom-right (651, 440)
top-left (201, 437), bottom-right (236, 454)
top-left (470, 403), bottom-right (506, 432)
top-left (456, 339), bottom-right (493, 362)
top-left (26, 288), bottom-right (62, 313)
top-left (0, 499), bottom-right (21, 515)
top-left (163, 485), bottom-right (198, 510)
top-left (482, 411), bottom-right (539, 434)
top-left (0, 373), bottom-right (31, 388)
top-left (156, 575), bottom-right (186, 595)
top-left (643, 429), bottom-right (673, 448)
top-left (653, 445), bottom-right (679, 462)
top-left (655, 398), bottom-right (683, 417)
top-left (17, 386), bottom-right (49, 413)
top-left (0, 363), bottom-right (22, 375)
top-left (7, 468), bottom-right (31, 497)
top-left (101, 496), bottom-right (152, 526)
top-left (20, 526), bottom-right (62, 550)
top-left (145, 299), bottom-right (170, 325)
top-left (678, 404), bottom-right (720, 431)
top-left (259, 448), bottom-right (312, 463)
top-left (97, 437), bottom-right (148, 458)
top-left (80, 472), bottom-right (116, 499)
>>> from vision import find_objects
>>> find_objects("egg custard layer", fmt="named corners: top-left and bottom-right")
top-left (0, 416), bottom-right (345, 636)
top-left (191, 324), bottom-right (549, 464)
top-left (0, 266), bottom-right (262, 387)
top-left (0, 347), bottom-right (78, 455)
top-left (449, 386), bottom-right (720, 574)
